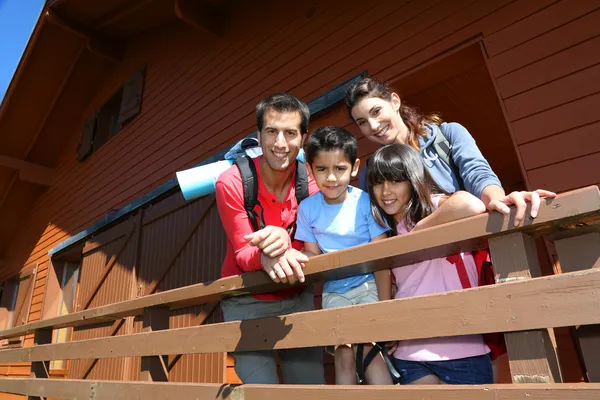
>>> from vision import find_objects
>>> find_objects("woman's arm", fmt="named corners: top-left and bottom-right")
top-left (443, 123), bottom-right (556, 225)
top-left (413, 191), bottom-right (485, 231)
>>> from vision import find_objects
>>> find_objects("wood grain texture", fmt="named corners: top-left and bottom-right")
top-left (555, 232), bottom-right (600, 382)
top-left (0, 379), bottom-right (599, 400)
top-left (0, 186), bottom-right (598, 341)
top-left (0, 267), bottom-right (598, 363)
top-left (489, 232), bottom-right (561, 383)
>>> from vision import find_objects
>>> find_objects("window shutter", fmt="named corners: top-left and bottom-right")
top-left (118, 66), bottom-right (146, 126)
top-left (77, 111), bottom-right (97, 161)
top-left (0, 281), bottom-right (18, 330)
top-left (11, 266), bottom-right (36, 327)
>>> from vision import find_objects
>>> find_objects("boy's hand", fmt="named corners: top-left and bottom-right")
top-left (260, 249), bottom-right (308, 285)
top-left (244, 226), bottom-right (290, 257)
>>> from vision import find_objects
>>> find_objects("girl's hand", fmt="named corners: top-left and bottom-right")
top-left (487, 189), bottom-right (556, 226)
top-left (384, 341), bottom-right (398, 355)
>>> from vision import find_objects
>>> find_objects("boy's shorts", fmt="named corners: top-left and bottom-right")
top-left (322, 278), bottom-right (378, 309)
top-left (322, 279), bottom-right (378, 355)
top-left (392, 353), bottom-right (493, 385)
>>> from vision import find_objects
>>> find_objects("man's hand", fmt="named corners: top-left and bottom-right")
top-left (487, 189), bottom-right (556, 226)
top-left (244, 226), bottom-right (290, 257)
top-left (260, 249), bottom-right (309, 285)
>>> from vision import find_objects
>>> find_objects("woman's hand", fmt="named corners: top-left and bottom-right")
top-left (486, 189), bottom-right (556, 226)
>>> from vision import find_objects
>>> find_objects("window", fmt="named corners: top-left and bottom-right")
top-left (0, 265), bottom-right (37, 346)
top-left (50, 262), bottom-right (80, 370)
top-left (77, 66), bottom-right (146, 161)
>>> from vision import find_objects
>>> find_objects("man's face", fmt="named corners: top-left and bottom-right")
top-left (258, 109), bottom-right (305, 172)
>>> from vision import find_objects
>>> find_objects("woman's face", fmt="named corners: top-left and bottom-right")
top-left (371, 179), bottom-right (413, 224)
top-left (351, 93), bottom-right (406, 145)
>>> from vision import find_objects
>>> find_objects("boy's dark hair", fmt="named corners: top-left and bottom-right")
top-left (305, 126), bottom-right (358, 166)
top-left (256, 93), bottom-right (310, 134)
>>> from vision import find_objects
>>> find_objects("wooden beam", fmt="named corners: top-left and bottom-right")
top-left (489, 232), bottom-right (562, 383)
top-left (167, 302), bottom-right (218, 372)
top-left (79, 319), bottom-right (126, 379)
top-left (93, 0), bottom-right (154, 30)
top-left (0, 379), bottom-right (599, 400)
top-left (0, 186), bottom-right (598, 340)
top-left (140, 308), bottom-right (170, 382)
top-left (79, 229), bottom-right (134, 310)
top-left (174, 0), bottom-right (224, 37)
top-left (0, 268), bottom-right (599, 363)
top-left (0, 155), bottom-right (56, 187)
top-left (555, 232), bottom-right (600, 382)
top-left (28, 329), bottom-right (52, 400)
top-left (45, 10), bottom-right (122, 62)
top-left (143, 198), bottom-right (215, 296)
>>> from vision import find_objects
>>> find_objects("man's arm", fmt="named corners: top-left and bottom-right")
top-left (215, 177), bottom-right (263, 272)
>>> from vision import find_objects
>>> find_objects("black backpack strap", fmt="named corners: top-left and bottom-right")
top-left (431, 124), bottom-right (464, 190)
top-left (294, 159), bottom-right (309, 204)
top-left (234, 156), bottom-right (264, 232)
top-left (355, 344), bottom-right (366, 384)
top-left (356, 343), bottom-right (402, 385)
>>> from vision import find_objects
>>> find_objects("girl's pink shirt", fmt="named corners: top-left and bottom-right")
top-left (392, 195), bottom-right (490, 361)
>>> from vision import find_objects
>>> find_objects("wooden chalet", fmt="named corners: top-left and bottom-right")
top-left (0, 0), bottom-right (598, 398)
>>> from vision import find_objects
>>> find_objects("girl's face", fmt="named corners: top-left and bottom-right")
top-left (350, 93), bottom-right (407, 145)
top-left (372, 179), bottom-right (413, 224)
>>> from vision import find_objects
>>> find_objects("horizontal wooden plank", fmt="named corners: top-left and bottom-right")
top-left (511, 92), bottom-right (600, 145)
top-left (504, 62), bottom-right (600, 121)
top-left (488, 7), bottom-right (600, 78)
top-left (483, 0), bottom-right (597, 57)
top-left (0, 187), bottom-right (598, 341)
top-left (519, 121), bottom-right (600, 170)
top-left (0, 379), bottom-right (599, 400)
top-left (0, 267), bottom-right (599, 362)
top-left (496, 34), bottom-right (600, 99)
top-left (527, 152), bottom-right (600, 192)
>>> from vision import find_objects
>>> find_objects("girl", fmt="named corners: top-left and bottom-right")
top-left (367, 144), bottom-right (493, 385)
top-left (346, 77), bottom-right (555, 227)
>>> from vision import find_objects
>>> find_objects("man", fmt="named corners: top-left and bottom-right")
top-left (215, 93), bottom-right (325, 384)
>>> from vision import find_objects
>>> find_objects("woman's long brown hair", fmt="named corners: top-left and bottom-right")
top-left (345, 77), bottom-right (442, 150)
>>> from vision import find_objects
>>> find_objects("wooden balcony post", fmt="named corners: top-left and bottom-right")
top-left (488, 232), bottom-right (562, 383)
top-left (140, 307), bottom-right (170, 382)
top-left (28, 328), bottom-right (52, 400)
top-left (554, 232), bottom-right (600, 382)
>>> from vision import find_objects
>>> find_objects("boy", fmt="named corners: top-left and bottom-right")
top-left (295, 126), bottom-right (392, 385)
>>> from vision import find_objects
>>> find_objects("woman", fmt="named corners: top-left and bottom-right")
top-left (345, 77), bottom-right (555, 225)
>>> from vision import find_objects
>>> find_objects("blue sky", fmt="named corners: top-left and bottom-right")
top-left (0, 0), bottom-right (45, 103)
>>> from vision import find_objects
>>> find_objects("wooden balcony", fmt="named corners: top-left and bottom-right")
top-left (0, 186), bottom-right (599, 399)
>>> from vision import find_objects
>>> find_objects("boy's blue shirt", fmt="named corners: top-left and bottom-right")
top-left (295, 186), bottom-right (389, 294)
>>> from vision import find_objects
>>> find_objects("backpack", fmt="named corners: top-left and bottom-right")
top-left (234, 155), bottom-right (309, 233)
top-left (433, 124), bottom-right (507, 360)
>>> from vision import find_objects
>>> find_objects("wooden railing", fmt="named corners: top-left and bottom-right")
top-left (0, 186), bottom-right (599, 399)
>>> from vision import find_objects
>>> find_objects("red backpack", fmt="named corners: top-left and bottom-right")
top-left (447, 245), bottom-right (507, 360)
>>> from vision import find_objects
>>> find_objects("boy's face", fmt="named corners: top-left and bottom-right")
top-left (308, 149), bottom-right (359, 204)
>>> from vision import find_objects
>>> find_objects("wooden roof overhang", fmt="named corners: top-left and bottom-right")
top-left (0, 0), bottom-right (228, 265)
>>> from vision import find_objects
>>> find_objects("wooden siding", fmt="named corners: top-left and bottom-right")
top-left (1, 0), bottom-right (599, 389)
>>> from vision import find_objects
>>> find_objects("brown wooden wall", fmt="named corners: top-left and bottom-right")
top-left (1, 0), bottom-right (599, 388)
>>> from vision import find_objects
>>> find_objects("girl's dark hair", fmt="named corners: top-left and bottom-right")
top-left (366, 144), bottom-right (446, 233)
top-left (345, 77), bottom-right (442, 150)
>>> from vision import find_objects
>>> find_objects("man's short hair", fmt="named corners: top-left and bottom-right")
top-left (256, 93), bottom-right (310, 134)
top-left (305, 126), bottom-right (358, 166)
